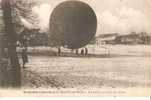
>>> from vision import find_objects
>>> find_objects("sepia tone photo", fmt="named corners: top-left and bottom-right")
top-left (0, 0), bottom-right (150, 96)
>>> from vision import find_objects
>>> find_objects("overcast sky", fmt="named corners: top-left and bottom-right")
top-left (26, 0), bottom-right (151, 35)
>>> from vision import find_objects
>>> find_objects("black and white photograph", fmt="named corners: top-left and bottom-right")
top-left (0, 0), bottom-right (151, 96)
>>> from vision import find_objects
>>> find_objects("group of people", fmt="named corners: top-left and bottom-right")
top-left (58, 47), bottom-right (88, 56)
top-left (75, 48), bottom-right (88, 55)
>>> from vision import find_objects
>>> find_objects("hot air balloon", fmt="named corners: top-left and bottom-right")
top-left (49, 0), bottom-right (97, 55)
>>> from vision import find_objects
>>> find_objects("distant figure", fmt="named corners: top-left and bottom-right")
top-left (85, 48), bottom-right (88, 55)
top-left (81, 49), bottom-right (84, 55)
top-left (76, 49), bottom-right (79, 55)
top-left (21, 47), bottom-right (28, 68)
top-left (58, 47), bottom-right (61, 56)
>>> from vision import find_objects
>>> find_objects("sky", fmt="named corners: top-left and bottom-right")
top-left (3, 0), bottom-right (151, 36)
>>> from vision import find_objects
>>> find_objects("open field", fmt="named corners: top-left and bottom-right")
top-left (22, 45), bottom-right (151, 89)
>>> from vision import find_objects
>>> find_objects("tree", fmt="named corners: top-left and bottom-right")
top-left (12, 0), bottom-right (39, 34)
top-left (139, 32), bottom-right (150, 44)
top-left (0, 0), bottom-right (21, 88)
top-left (0, 0), bottom-right (39, 88)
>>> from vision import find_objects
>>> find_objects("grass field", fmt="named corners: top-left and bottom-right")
top-left (21, 45), bottom-right (151, 89)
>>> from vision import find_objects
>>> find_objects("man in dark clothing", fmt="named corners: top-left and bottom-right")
top-left (21, 47), bottom-right (28, 68)
top-left (85, 47), bottom-right (88, 55)
top-left (18, 34), bottom-right (29, 68)
top-left (81, 49), bottom-right (84, 55)
top-left (76, 49), bottom-right (79, 55)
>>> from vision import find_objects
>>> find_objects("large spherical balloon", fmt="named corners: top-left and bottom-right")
top-left (49, 0), bottom-right (97, 49)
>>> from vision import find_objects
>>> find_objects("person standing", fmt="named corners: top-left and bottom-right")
top-left (21, 47), bottom-right (28, 68)
top-left (85, 47), bottom-right (88, 55)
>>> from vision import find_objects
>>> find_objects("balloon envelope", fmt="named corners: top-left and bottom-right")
top-left (49, 1), bottom-right (97, 49)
